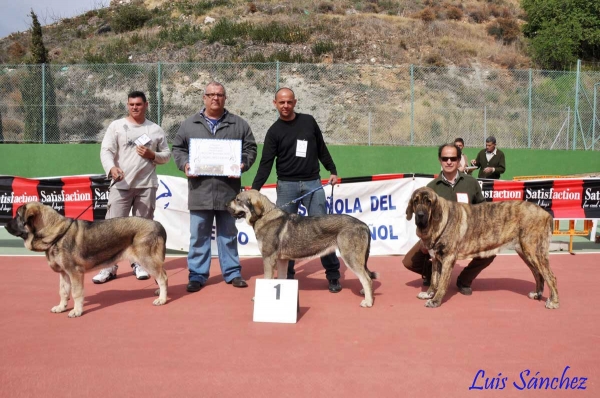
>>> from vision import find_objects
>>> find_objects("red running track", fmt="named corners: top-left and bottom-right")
top-left (0, 253), bottom-right (598, 398)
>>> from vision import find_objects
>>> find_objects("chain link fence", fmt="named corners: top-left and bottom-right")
top-left (0, 62), bottom-right (599, 150)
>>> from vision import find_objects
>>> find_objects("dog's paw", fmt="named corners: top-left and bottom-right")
top-left (153, 297), bottom-right (167, 306)
top-left (417, 291), bottom-right (434, 300)
top-left (425, 299), bottom-right (441, 308)
top-left (68, 309), bottom-right (82, 318)
top-left (50, 304), bottom-right (67, 313)
top-left (360, 299), bottom-right (373, 308)
top-left (545, 299), bottom-right (559, 309)
top-left (528, 291), bottom-right (542, 300)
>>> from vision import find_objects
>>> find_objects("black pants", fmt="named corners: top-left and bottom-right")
top-left (402, 241), bottom-right (494, 286)
top-left (276, 179), bottom-right (341, 281)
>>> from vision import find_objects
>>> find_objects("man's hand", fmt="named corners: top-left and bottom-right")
top-left (136, 145), bottom-right (155, 160)
top-left (110, 167), bottom-right (124, 181)
top-left (227, 163), bottom-right (245, 179)
top-left (483, 167), bottom-right (494, 174)
top-left (329, 174), bottom-right (339, 186)
top-left (470, 159), bottom-right (477, 166)
top-left (184, 163), bottom-right (194, 177)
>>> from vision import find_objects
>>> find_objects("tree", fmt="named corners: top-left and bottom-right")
top-left (20, 10), bottom-right (60, 142)
top-left (522, 0), bottom-right (600, 69)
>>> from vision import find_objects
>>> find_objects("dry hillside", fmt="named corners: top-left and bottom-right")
top-left (1, 0), bottom-right (530, 69)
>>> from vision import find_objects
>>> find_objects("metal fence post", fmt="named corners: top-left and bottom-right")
top-left (572, 60), bottom-right (581, 150)
top-left (483, 105), bottom-right (487, 142)
top-left (410, 64), bottom-right (414, 146)
top-left (42, 63), bottom-right (46, 144)
top-left (368, 111), bottom-right (372, 146)
top-left (276, 61), bottom-right (280, 91)
top-left (157, 61), bottom-right (162, 126)
top-left (593, 83), bottom-right (600, 151)
top-left (528, 68), bottom-right (532, 148)
top-left (567, 106), bottom-right (570, 150)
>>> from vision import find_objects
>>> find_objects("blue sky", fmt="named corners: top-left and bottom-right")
top-left (0, 0), bottom-right (108, 38)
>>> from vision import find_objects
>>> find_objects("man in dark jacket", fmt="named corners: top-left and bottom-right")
top-left (251, 87), bottom-right (342, 293)
top-left (470, 136), bottom-right (506, 179)
top-left (172, 82), bottom-right (257, 293)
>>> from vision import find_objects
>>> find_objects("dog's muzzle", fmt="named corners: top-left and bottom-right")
top-left (415, 211), bottom-right (428, 229)
top-left (226, 201), bottom-right (247, 219)
top-left (5, 219), bottom-right (28, 240)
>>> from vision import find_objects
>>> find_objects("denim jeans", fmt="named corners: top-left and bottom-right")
top-left (276, 179), bottom-right (341, 280)
top-left (188, 210), bottom-right (242, 285)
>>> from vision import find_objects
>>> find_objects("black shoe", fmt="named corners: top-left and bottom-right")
top-left (186, 281), bottom-right (203, 293)
top-left (328, 279), bottom-right (342, 293)
top-left (230, 277), bottom-right (248, 288)
top-left (456, 279), bottom-right (472, 296)
top-left (422, 276), bottom-right (431, 287)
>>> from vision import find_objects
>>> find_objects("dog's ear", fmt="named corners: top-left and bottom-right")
top-left (405, 194), bottom-right (415, 221)
top-left (430, 193), bottom-right (443, 222)
top-left (23, 203), bottom-right (39, 231)
top-left (246, 199), bottom-right (256, 216)
top-left (248, 195), bottom-right (265, 222)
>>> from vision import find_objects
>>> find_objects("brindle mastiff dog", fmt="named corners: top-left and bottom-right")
top-left (406, 187), bottom-right (559, 309)
top-left (227, 189), bottom-right (378, 307)
top-left (5, 202), bottom-right (168, 317)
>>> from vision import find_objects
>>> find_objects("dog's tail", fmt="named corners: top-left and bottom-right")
top-left (157, 221), bottom-right (167, 260)
top-left (364, 231), bottom-right (379, 280)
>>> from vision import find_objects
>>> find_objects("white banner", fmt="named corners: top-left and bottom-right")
top-left (153, 175), bottom-right (432, 256)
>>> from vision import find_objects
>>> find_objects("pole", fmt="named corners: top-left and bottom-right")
top-left (572, 60), bottom-right (581, 150)
top-left (42, 63), bottom-right (46, 143)
top-left (157, 62), bottom-right (162, 126)
top-left (368, 111), bottom-right (372, 146)
top-left (410, 64), bottom-right (414, 146)
top-left (276, 61), bottom-right (280, 91)
top-left (528, 68), bottom-right (532, 148)
top-left (593, 83), bottom-right (600, 151)
top-left (484, 105), bottom-right (487, 144)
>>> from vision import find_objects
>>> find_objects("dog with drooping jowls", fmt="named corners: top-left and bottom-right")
top-left (406, 187), bottom-right (559, 309)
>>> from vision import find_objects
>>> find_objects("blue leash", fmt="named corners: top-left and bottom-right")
top-left (278, 182), bottom-right (333, 213)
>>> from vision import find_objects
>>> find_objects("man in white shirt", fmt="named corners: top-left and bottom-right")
top-left (92, 91), bottom-right (171, 283)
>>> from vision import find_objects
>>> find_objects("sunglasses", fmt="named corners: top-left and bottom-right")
top-left (441, 156), bottom-right (459, 162)
top-left (205, 93), bottom-right (225, 98)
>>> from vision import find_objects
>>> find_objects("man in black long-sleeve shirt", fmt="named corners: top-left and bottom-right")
top-left (251, 87), bottom-right (342, 293)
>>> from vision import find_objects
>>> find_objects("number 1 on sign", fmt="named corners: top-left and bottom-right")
top-left (253, 279), bottom-right (298, 324)
top-left (274, 283), bottom-right (281, 300)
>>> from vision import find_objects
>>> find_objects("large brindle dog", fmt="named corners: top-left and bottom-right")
top-left (227, 189), bottom-right (378, 307)
top-left (5, 202), bottom-right (168, 317)
top-left (406, 187), bottom-right (559, 309)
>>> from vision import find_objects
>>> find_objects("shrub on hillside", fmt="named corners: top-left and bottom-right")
top-left (446, 6), bottom-right (463, 21)
top-left (418, 7), bottom-right (436, 22)
top-left (312, 40), bottom-right (335, 56)
top-left (487, 17), bottom-right (520, 44)
top-left (468, 7), bottom-right (489, 24)
top-left (424, 52), bottom-right (445, 67)
top-left (112, 5), bottom-right (152, 33)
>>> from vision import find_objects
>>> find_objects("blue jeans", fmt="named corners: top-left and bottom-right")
top-left (188, 210), bottom-right (242, 285)
top-left (276, 179), bottom-right (341, 280)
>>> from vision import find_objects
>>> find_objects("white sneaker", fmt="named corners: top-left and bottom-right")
top-left (92, 265), bottom-right (118, 284)
top-left (132, 263), bottom-right (150, 280)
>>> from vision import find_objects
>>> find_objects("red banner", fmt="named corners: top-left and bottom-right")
top-left (479, 178), bottom-right (600, 219)
top-left (0, 175), bottom-right (110, 225)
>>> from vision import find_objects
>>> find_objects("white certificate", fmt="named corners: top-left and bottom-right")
top-left (189, 138), bottom-right (242, 177)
